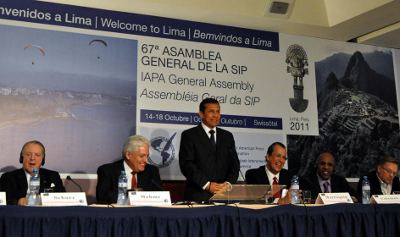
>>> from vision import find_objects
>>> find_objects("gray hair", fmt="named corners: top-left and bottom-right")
top-left (122, 135), bottom-right (150, 159)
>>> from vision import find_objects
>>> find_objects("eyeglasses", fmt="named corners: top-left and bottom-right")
top-left (380, 165), bottom-right (398, 176)
top-left (266, 154), bottom-right (287, 161)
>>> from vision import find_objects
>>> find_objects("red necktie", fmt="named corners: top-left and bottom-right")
top-left (131, 172), bottom-right (137, 190)
top-left (273, 177), bottom-right (281, 198)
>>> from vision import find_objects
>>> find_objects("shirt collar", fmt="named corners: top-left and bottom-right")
top-left (265, 165), bottom-right (280, 183)
top-left (123, 160), bottom-right (133, 174)
top-left (24, 169), bottom-right (31, 178)
top-left (201, 122), bottom-right (216, 136)
top-left (317, 172), bottom-right (331, 186)
top-left (24, 169), bottom-right (33, 194)
top-left (376, 172), bottom-right (391, 186)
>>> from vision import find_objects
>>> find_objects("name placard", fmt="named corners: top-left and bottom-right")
top-left (370, 195), bottom-right (400, 204)
top-left (128, 191), bottom-right (171, 206)
top-left (40, 192), bottom-right (87, 206)
top-left (315, 192), bottom-right (353, 204)
top-left (0, 192), bottom-right (6, 205)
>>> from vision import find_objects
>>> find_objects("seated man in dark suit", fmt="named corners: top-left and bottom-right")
top-left (245, 142), bottom-right (296, 204)
top-left (300, 152), bottom-right (361, 202)
top-left (96, 135), bottom-right (164, 204)
top-left (357, 156), bottom-right (399, 196)
top-left (0, 140), bottom-right (65, 205)
top-left (245, 142), bottom-right (292, 188)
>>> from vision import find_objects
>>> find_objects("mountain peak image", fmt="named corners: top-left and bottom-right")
top-left (289, 50), bottom-right (399, 178)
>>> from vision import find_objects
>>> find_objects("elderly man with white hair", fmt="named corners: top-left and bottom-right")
top-left (96, 135), bottom-right (164, 204)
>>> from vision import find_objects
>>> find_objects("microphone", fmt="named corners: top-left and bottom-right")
top-left (151, 179), bottom-right (165, 191)
top-left (238, 166), bottom-right (260, 204)
top-left (239, 170), bottom-right (247, 184)
top-left (66, 175), bottom-right (83, 192)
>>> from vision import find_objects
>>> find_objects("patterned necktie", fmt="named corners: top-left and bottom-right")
top-left (131, 171), bottom-right (137, 190)
top-left (273, 177), bottom-right (281, 198)
top-left (209, 130), bottom-right (216, 149)
top-left (323, 181), bottom-right (330, 193)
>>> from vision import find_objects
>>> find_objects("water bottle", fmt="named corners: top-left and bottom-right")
top-left (117, 171), bottom-right (128, 205)
top-left (291, 175), bottom-right (300, 204)
top-left (362, 176), bottom-right (370, 204)
top-left (28, 168), bottom-right (40, 206)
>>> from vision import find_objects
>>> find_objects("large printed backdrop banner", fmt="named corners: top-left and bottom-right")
top-left (0, 0), bottom-right (398, 180)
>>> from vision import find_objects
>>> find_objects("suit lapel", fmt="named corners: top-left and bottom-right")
top-left (312, 174), bottom-right (323, 193)
top-left (215, 127), bottom-right (224, 150)
top-left (261, 167), bottom-right (270, 185)
top-left (279, 169), bottom-right (288, 186)
top-left (137, 167), bottom-right (148, 190)
top-left (330, 175), bottom-right (338, 192)
top-left (39, 169), bottom-right (48, 192)
top-left (117, 159), bottom-right (125, 175)
top-left (16, 169), bottom-right (28, 193)
top-left (196, 124), bottom-right (215, 152)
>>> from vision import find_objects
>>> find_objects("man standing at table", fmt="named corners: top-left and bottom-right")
top-left (179, 98), bottom-right (240, 203)
top-left (357, 156), bottom-right (399, 196)
top-left (300, 152), bottom-right (361, 202)
top-left (0, 140), bottom-right (65, 205)
top-left (96, 135), bottom-right (164, 204)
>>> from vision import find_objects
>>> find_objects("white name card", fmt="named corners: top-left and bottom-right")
top-left (40, 192), bottom-right (87, 206)
top-left (0, 192), bottom-right (6, 205)
top-left (370, 195), bottom-right (400, 204)
top-left (128, 191), bottom-right (171, 206)
top-left (315, 192), bottom-right (353, 204)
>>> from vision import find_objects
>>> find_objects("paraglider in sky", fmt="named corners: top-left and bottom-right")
top-left (89, 39), bottom-right (107, 47)
top-left (24, 45), bottom-right (45, 56)
top-left (89, 40), bottom-right (107, 59)
top-left (24, 45), bottom-right (45, 65)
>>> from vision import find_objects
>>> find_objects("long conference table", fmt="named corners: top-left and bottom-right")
top-left (1, 203), bottom-right (400, 237)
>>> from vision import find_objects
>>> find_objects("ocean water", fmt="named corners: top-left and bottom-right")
top-left (0, 104), bottom-right (136, 174)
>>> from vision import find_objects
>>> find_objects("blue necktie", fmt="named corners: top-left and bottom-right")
top-left (209, 130), bottom-right (216, 149)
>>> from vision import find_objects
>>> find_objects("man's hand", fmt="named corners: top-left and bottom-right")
top-left (278, 188), bottom-right (292, 205)
top-left (18, 195), bottom-right (41, 206)
top-left (208, 182), bottom-right (223, 194)
top-left (277, 188), bottom-right (303, 205)
top-left (18, 197), bottom-right (29, 206)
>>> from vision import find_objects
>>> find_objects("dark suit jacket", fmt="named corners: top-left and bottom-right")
top-left (357, 171), bottom-right (400, 197)
top-left (179, 124), bottom-right (240, 202)
top-left (0, 168), bottom-right (65, 205)
top-left (245, 165), bottom-right (293, 188)
top-left (96, 159), bottom-right (164, 204)
top-left (300, 172), bottom-right (361, 201)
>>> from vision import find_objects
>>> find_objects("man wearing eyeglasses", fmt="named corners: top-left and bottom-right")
top-left (245, 142), bottom-right (292, 187)
top-left (357, 156), bottom-right (399, 196)
top-left (245, 142), bottom-right (294, 204)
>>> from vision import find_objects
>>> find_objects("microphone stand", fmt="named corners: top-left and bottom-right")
top-left (66, 175), bottom-right (83, 192)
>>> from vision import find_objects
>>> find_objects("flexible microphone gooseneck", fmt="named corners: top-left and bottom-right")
top-left (66, 175), bottom-right (83, 192)
top-left (150, 179), bottom-right (166, 191)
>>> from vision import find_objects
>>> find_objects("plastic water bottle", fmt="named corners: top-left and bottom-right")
top-left (291, 175), bottom-right (300, 204)
top-left (362, 176), bottom-right (370, 204)
top-left (117, 171), bottom-right (128, 205)
top-left (28, 168), bottom-right (40, 206)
